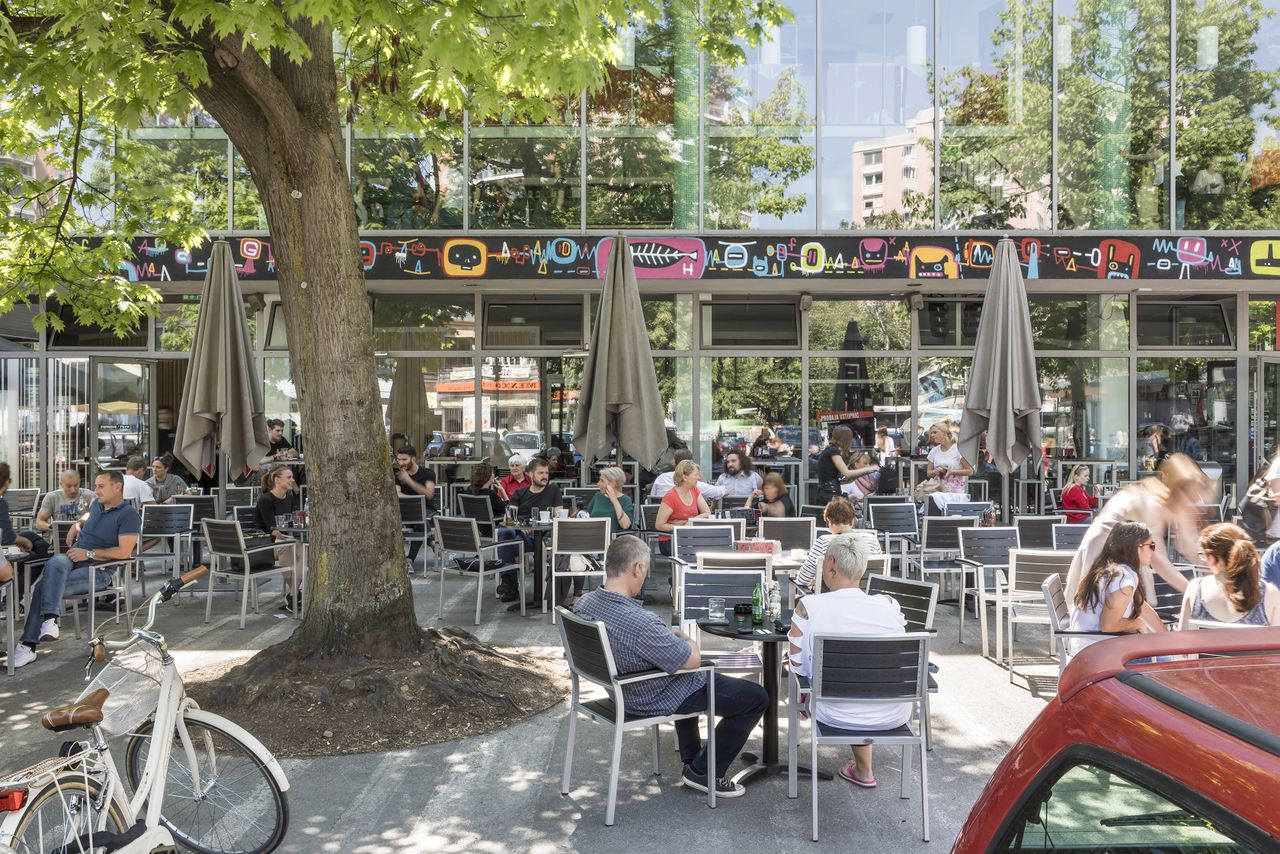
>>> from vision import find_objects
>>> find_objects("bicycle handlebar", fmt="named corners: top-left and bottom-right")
top-left (91, 566), bottom-right (209, 658)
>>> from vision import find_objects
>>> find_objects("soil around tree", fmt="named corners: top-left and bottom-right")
top-left (185, 627), bottom-right (567, 757)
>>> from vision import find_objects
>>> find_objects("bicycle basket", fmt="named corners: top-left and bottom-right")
top-left (77, 640), bottom-right (164, 737)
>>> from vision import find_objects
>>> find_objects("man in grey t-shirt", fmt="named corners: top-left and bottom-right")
top-left (27, 469), bottom-right (96, 555)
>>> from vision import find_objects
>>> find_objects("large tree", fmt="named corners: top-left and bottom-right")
top-left (0, 0), bottom-right (788, 661)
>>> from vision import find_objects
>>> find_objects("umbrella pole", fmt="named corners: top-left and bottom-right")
top-left (218, 449), bottom-right (228, 520)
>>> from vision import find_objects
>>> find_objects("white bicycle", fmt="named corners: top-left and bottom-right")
top-left (0, 567), bottom-right (290, 854)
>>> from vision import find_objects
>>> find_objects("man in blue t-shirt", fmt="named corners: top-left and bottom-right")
top-left (9, 471), bottom-right (141, 669)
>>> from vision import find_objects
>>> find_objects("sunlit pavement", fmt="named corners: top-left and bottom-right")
top-left (1, 556), bottom-right (1058, 852)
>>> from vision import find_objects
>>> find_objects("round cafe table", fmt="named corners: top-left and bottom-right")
top-left (697, 612), bottom-right (832, 786)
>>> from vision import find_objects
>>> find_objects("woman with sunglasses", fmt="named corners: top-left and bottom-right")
top-left (1178, 523), bottom-right (1280, 629)
top-left (1069, 520), bottom-right (1167, 654)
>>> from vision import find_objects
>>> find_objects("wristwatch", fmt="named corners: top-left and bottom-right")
top-left (85, 549), bottom-right (96, 561)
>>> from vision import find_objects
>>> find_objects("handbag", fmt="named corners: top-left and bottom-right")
top-left (913, 477), bottom-right (943, 503)
top-left (1238, 473), bottom-right (1274, 542)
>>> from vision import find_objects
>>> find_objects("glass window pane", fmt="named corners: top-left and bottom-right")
top-left (809, 356), bottom-right (911, 454)
top-left (1136, 296), bottom-right (1235, 348)
top-left (131, 137), bottom-right (228, 229)
top-left (1175, 3), bottom-right (1280, 229)
top-left (700, 356), bottom-right (802, 467)
top-left (485, 299), bottom-right (583, 348)
top-left (354, 136), bottom-right (463, 229)
top-left (643, 295), bottom-right (694, 350)
top-left (380, 355), bottom-right (474, 454)
top-left (46, 298), bottom-right (147, 349)
top-left (704, 1), bottom-right (817, 229)
top-left (919, 299), bottom-right (982, 347)
top-left (820, 2), bottom-right (934, 229)
top-left (1249, 299), bottom-right (1278, 351)
top-left (264, 357), bottom-right (300, 433)
top-left (1057, 0), bottom-right (1171, 229)
top-left (939, 0), bottom-right (1053, 228)
top-left (265, 304), bottom-right (287, 350)
top-left (0, 357), bottom-right (42, 487)
top-left (588, 2), bottom-right (696, 228)
top-left (372, 296), bottom-right (474, 351)
top-left (808, 299), bottom-right (910, 351)
top-left (232, 152), bottom-right (266, 230)
top-left (470, 126), bottom-right (581, 228)
top-left (1138, 357), bottom-right (1236, 484)
top-left (700, 302), bottom-right (799, 347)
top-left (1029, 294), bottom-right (1128, 350)
top-left (155, 295), bottom-right (257, 352)
top-left (655, 356), bottom-right (694, 449)
top-left (917, 357), bottom-right (971, 446)
top-left (999, 762), bottom-right (1251, 850)
top-left (0, 304), bottom-right (40, 349)
top-left (1038, 357), bottom-right (1129, 464)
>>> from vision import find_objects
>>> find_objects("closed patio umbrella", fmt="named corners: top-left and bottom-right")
top-left (573, 235), bottom-right (667, 469)
top-left (174, 241), bottom-right (270, 506)
top-left (957, 237), bottom-right (1042, 484)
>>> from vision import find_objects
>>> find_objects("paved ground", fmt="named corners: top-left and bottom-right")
top-left (1, 556), bottom-right (1063, 852)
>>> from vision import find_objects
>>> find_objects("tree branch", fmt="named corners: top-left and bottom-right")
top-left (26, 89), bottom-right (85, 283)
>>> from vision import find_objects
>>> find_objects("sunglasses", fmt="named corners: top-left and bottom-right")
top-left (1140, 541), bottom-right (1157, 549)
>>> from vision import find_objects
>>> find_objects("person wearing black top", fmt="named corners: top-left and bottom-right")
top-left (815, 425), bottom-right (856, 506)
top-left (254, 465), bottom-right (301, 609)
top-left (467, 464), bottom-right (507, 518)
top-left (496, 457), bottom-right (562, 602)
top-left (747, 472), bottom-right (796, 518)
top-left (260, 419), bottom-right (298, 466)
top-left (395, 445), bottom-right (437, 572)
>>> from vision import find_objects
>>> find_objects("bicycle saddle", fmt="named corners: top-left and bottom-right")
top-left (41, 688), bottom-right (110, 732)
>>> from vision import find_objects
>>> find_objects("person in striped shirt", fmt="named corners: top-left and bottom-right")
top-left (795, 497), bottom-right (882, 593)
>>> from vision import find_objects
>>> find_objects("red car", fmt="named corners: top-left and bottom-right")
top-left (953, 630), bottom-right (1280, 852)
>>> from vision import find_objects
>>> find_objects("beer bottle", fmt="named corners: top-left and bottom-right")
top-left (752, 582), bottom-right (764, 626)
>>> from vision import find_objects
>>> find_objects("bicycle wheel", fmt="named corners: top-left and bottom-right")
top-left (5, 772), bottom-right (128, 854)
top-left (124, 715), bottom-right (288, 854)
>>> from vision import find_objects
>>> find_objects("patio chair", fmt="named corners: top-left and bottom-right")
top-left (458, 492), bottom-right (499, 540)
top-left (2, 574), bottom-right (15, 676)
top-left (679, 568), bottom-right (766, 672)
top-left (548, 518), bottom-right (609, 622)
top-left (690, 516), bottom-right (746, 541)
top-left (219, 486), bottom-right (258, 515)
top-left (966, 479), bottom-right (989, 502)
top-left (670, 525), bottom-right (735, 615)
top-left (173, 494), bottom-right (219, 567)
top-left (1051, 523), bottom-right (1088, 552)
top-left (201, 518), bottom-right (296, 629)
top-left (1151, 567), bottom-right (1194, 626)
top-left (865, 575), bottom-right (940, 750)
top-left (789, 633), bottom-right (931, 841)
top-left (942, 501), bottom-right (993, 520)
top-left (555, 606), bottom-right (718, 825)
top-left (564, 487), bottom-right (598, 509)
top-left (434, 515), bottom-right (525, 625)
top-left (138, 503), bottom-right (194, 590)
top-left (1004, 549), bottom-right (1073, 677)
top-left (910, 516), bottom-right (976, 595)
top-left (231, 505), bottom-right (257, 530)
top-left (5, 488), bottom-right (40, 529)
top-left (759, 517), bottom-right (815, 553)
top-left (718, 494), bottom-right (749, 511)
top-left (868, 502), bottom-right (918, 578)
top-left (864, 495), bottom-right (910, 528)
top-left (1014, 515), bottom-right (1066, 550)
top-left (398, 495), bottom-right (433, 575)
top-left (799, 504), bottom-right (827, 523)
top-left (958, 526), bottom-right (1020, 659)
top-left (1042, 574), bottom-right (1125, 676)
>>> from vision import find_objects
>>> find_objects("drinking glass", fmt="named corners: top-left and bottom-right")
top-left (293, 510), bottom-right (307, 526)
top-left (706, 596), bottom-right (727, 623)
top-left (275, 514), bottom-right (292, 529)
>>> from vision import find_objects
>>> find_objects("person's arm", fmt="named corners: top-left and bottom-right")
top-left (601, 485), bottom-right (632, 529)
top-left (787, 599), bottom-right (810, 674)
top-left (831, 454), bottom-right (853, 478)
top-left (670, 627), bottom-right (701, 670)
top-left (1099, 586), bottom-right (1148, 633)
top-left (698, 480), bottom-right (724, 502)
top-left (69, 532), bottom-right (139, 563)
top-left (1178, 577), bottom-right (1197, 631)
top-left (655, 501), bottom-right (677, 532)
top-left (951, 453), bottom-right (975, 478)
top-left (695, 494), bottom-right (711, 517)
top-left (496, 479), bottom-right (510, 502)
top-left (1149, 536), bottom-right (1189, 594)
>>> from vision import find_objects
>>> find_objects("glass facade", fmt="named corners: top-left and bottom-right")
top-left (122, 0), bottom-right (1280, 232)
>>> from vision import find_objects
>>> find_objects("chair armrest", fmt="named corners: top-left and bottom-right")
top-left (614, 664), bottom-right (715, 686)
top-left (898, 533), bottom-right (920, 546)
top-left (1053, 629), bottom-right (1131, 638)
top-left (243, 542), bottom-right (284, 554)
top-left (788, 671), bottom-right (811, 690)
top-left (956, 557), bottom-right (984, 570)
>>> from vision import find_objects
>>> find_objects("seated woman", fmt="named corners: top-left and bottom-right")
top-left (1068, 520), bottom-right (1166, 653)
top-left (746, 472), bottom-right (795, 518)
top-left (1178, 522), bottom-right (1280, 628)
top-left (254, 464), bottom-right (301, 611)
top-left (840, 452), bottom-right (880, 502)
top-left (146, 454), bottom-right (189, 504)
top-left (655, 460), bottom-right (711, 556)
top-left (557, 466), bottom-right (635, 608)
top-left (466, 463), bottom-right (507, 520)
top-left (795, 497), bottom-right (882, 592)
top-left (1060, 464), bottom-right (1098, 525)
top-left (498, 456), bottom-right (530, 502)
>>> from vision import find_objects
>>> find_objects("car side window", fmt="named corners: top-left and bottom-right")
top-left (999, 761), bottom-right (1258, 852)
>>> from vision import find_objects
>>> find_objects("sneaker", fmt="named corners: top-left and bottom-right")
top-left (681, 765), bottom-right (744, 798)
top-left (39, 619), bottom-right (59, 642)
top-left (404, 557), bottom-right (415, 574)
top-left (11, 644), bottom-right (36, 669)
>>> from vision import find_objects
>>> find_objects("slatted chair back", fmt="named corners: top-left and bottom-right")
top-left (759, 517), bottom-right (815, 553)
top-left (564, 487), bottom-right (598, 507)
top-left (1052, 523), bottom-right (1088, 552)
top-left (920, 516), bottom-right (976, 553)
top-left (695, 552), bottom-right (773, 573)
top-left (1042, 573), bottom-right (1070, 632)
top-left (680, 569), bottom-right (766, 624)
top-left (173, 494), bottom-right (219, 527)
top-left (966, 479), bottom-right (989, 502)
top-left (458, 493), bottom-right (498, 537)
top-left (50, 519), bottom-right (77, 555)
top-left (943, 501), bottom-right (993, 520)
top-left (719, 494), bottom-right (749, 510)
top-left (141, 503), bottom-right (194, 537)
top-left (1197, 502), bottom-right (1224, 526)
top-left (959, 527), bottom-right (1020, 569)
top-left (552, 518), bottom-right (610, 556)
top-left (398, 495), bottom-right (430, 530)
top-left (1007, 549), bottom-right (1073, 598)
top-left (640, 504), bottom-right (662, 531)
top-left (865, 576), bottom-right (939, 631)
top-left (672, 525), bottom-right (736, 566)
top-left (864, 554), bottom-right (891, 577)
top-left (556, 607), bottom-right (618, 692)
top-left (232, 506), bottom-right (257, 530)
top-left (550, 479), bottom-right (578, 495)
top-left (1151, 568), bottom-right (1192, 624)
top-left (690, 516), bottom-right (745, 541)
top-left (201, 518), bottom-right (248, 559)
top-left (5, 488), bottom-right (39, 519)
top-left (1044, 487), bottom-right (1063, 512)
top-left (869, 502), bottom-right (918, 537)
top-left (799, 504), bottom-right (827, 523)
top-left (1015, 515), bottom-right (1067, 549)
top-left (221, 486), bottom-right (257, 512)
top-left (811, 634), bottom-right (928, 706)
top-left (434, 516), bottom-right (482, 555)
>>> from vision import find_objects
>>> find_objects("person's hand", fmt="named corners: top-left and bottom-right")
top-left (67, 546), bottom-right (89, 562)
top-left (67, 524), bottom-right (80, 547)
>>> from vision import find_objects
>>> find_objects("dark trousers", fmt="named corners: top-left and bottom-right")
top-left (498, 528), bottom-right (527, 587)
top-left (672, 674), bottom-right (768, 779)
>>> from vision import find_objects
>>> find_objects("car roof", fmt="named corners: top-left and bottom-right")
top-left (1132, 659), bottom-right (1280, 745)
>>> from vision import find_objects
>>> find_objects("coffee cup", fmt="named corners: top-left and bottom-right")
top-left (557, 508), bottom-right (569, 519)
top-left (538, 510), bottom-right (551, 524)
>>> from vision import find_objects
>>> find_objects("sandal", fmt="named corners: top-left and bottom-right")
top-left (837, 762), bottom-right (876, 788)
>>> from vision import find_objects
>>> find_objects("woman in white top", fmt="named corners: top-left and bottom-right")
top-left (925, 421), bottom-right (972, 494)
top-left (1178, 523), bottom-right (1280, 628)
top-left (789, 534), bottom-right (909, 788)
top-left (1069, 520), bottom-right (1167, 654)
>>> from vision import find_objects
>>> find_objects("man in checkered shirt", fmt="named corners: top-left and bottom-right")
top-left (575, 535), bottom-right (767, 798)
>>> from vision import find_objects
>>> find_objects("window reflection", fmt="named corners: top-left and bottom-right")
top-left (372, 296), bottom-right (474, 351)
top-left (1137, 357), bottom-right (1236, 485)
top-left (1038, 357), bottom-right (1129, 464)
top-left (1028, 294), bottom-right (1128, 350)
top-left (470, 132), bottom-right (580, 229)
top-left (130, 137), bottom-right (229, 230)
top-left (808, 299), bottom-right (911, 351)
top-left (354, 136), bottom-right (464, 229)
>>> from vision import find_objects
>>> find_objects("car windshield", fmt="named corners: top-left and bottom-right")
top-left (506, 434), bottom-right (540, 448)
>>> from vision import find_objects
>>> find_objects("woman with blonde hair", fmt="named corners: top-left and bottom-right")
top-left (1065, 453), bottom-right (1209, 605)
top-left (1059, 464), bottom-right (1098, 524)
top-left (655, 459), bottom-right (711, 555)
top-left (1178, 523), bottom-right (1280, 628)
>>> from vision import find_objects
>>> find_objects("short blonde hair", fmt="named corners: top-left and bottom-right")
top-left (599, 466), bottom-right (626, 488)
top-left (673, 459), bottom-right (701, 485)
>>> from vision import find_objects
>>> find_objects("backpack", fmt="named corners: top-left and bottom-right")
top-left (1238, 472), bottom-right (1274, 543)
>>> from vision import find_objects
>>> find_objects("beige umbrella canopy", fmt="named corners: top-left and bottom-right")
top-left (573, 236), bottom-right (668, 469)
top-left (174, 241), bottom-right (270, 486)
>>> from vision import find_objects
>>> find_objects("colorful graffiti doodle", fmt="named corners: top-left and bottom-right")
top-left (117, 233), bottom-right (1280, 283)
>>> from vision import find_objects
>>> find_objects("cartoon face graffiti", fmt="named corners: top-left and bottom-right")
top-left (443, 239), bottom-right (487, 277)
top-left (908, 246), bottom-right (958, 279)
top-left (859, 238), bottom-right (888, 272)
top-left (1097, 239), bottom-right (1140, 280)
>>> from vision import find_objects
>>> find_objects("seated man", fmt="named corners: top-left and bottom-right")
top-left (575, 536), bottom-right (768, 798)
top-left (648, 449), bottom-right (724, 504)
top-left (499, 457), bottom-right (563, 603)
top-left (11, 471), bottom-right (141, 669)
top-left (122, 455), bottom-right (157, 506)
top-left (788, 533), bottom-right (909, 788)
top-left (394, 445), bottom-right (437, 572)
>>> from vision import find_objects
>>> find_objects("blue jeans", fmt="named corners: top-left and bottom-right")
top-left (22, 554), bottom-right (113, 646)
top-left (673, 674), bottom-right (769, 779)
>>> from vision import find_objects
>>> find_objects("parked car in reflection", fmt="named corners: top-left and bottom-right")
top-left (505, 431), bottom-right (545, 464)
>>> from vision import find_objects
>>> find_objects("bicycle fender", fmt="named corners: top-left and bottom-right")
top-left (181, 709), bottom-right (290, 793)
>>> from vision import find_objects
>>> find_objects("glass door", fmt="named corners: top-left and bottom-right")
top-left (1252, 355), bottom-right (1280, 472)
top-left (89, 358), bottom-right (151, 476)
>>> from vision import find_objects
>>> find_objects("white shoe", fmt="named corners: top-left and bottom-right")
top-left (405, 557), bottom-right (415, 574)
top-left (39, 619), bottom-right (59, 642)
top-left (11, 644), bottom-right (36, 668)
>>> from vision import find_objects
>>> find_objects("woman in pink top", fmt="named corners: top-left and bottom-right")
top-left (655, 459), bottom-right (711, 555)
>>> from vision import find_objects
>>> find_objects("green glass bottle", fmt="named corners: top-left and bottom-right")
top-left (752, 582), bottom-right (764, 626)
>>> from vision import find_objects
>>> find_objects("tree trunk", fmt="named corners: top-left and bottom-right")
top-left (194, 21), bottom-right (419, 659)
